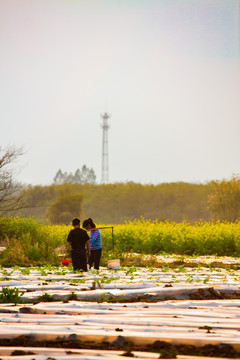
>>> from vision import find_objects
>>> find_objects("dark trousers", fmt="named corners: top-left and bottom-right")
top-left (88, 248), bottom-right (102, 270)
top-left (71, 249), bottom-right (87, 272)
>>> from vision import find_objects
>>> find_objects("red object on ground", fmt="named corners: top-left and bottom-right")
top-left (62, 259), bottom-right (69, 266)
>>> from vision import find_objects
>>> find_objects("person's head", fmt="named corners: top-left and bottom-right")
top-left (82, 218), bottom-right (96, 230)
top-left (72, 217), bottom-right (80, 227)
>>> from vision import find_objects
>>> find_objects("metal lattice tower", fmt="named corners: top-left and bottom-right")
top-left (101, 112), bottom-right (110, 183)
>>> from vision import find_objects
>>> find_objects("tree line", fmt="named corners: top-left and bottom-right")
top-left (1, 146), bottom-right (240, 224)
top-left (53, 166), bottom-right (96, 184)
top-left (13, 181), bottom-right (212, 224)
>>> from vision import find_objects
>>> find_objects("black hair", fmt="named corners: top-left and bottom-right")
top-left (82, 218), bottom-right (96, 229)
top-left (72, 217), bottom-right (80, 226)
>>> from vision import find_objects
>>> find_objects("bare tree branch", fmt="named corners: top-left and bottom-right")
top-left (0, 146), bottom-right (25, 214)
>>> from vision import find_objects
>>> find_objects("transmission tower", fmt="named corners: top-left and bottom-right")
top-left (101, 112), bottom-right (110, 183)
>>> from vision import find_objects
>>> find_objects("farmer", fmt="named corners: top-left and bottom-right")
top-left (67, 217), bottom-right (90, 272)
top-left (82, 218), bottom-right (102, 270)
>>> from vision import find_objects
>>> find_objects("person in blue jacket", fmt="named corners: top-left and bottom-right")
top-left (82, 218), bottom-right (102, 270)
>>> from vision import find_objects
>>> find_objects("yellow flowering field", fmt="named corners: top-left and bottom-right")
top-left (0, 217), bottom-right (240, 266)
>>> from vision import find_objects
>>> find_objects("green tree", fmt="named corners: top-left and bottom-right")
top-left (46, 192), bottom-right (83, 224)
top-left (208, 175), bottom-right (240, 221)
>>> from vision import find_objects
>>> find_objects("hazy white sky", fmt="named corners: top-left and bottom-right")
top-left (0, 0), bottom-right (239, 185)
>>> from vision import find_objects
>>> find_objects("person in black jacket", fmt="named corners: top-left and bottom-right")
top-left (67, 217), bottom-right (90, 272)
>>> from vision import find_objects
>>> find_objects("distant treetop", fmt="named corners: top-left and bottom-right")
top-left (53, 165), bottom-right (96, 185)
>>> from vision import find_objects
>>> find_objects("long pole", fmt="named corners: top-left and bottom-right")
top-left (85, 226), bottom-right (114, 250)
top-left (85, 226), bottom-right (114, 231)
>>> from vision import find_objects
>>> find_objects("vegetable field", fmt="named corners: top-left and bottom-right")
top-left (0, 259), bottom-right (240, 359)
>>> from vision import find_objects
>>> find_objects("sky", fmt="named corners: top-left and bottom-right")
top-left (0, 0), bottom-right (239, 186)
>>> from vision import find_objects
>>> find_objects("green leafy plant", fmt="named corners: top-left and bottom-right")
top-left (20, 268), bottom-right (30, 275)
top-left (99, 294), bottom-right (106, 302)
top-left (162, 264), bottom-right (170, 272)
top-left (68, 291), bottom-right (78, 300)
top-left (36, 292), bottom-right (57, 302)
top-left (54, 270), bottom-right (67, 275)
top-left (174, 265), bottom-right (187, 273)
top-left (125, 266), bottom-right (136, 275)
top-left (0, 287), bottom-right (24, 304)
top-left (40, 269), bottom-right (48, 276)
top-left (203, 276), bottom-right (210, 284)
top-left (1, 269), bottom-right (14, 276)
top-left (197, 264), bottom-right (202, 271)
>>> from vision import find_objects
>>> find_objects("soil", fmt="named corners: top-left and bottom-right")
top-left (0, 336), bottom-right (239, 358)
